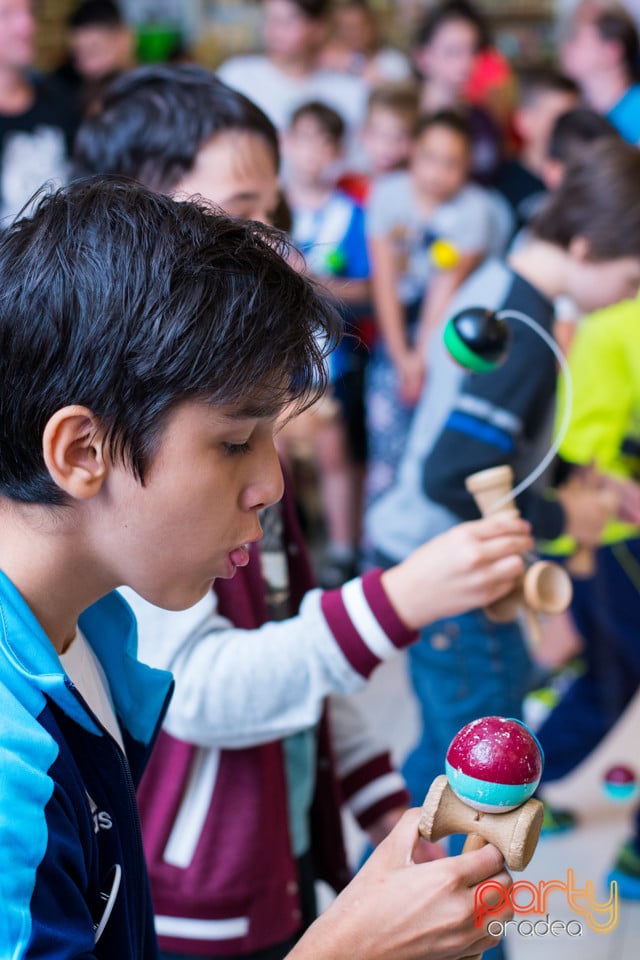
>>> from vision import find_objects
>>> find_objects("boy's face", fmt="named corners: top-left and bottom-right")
top-left (173, 131), bottom-right (280, 224)
top-left (411, 125), bottom-right (470, 204)
top-left (517, 89), bottom-right (578, 157)
top-left (362, 105), bottom-right (413, 175)
top-left (99, 401), bottom-right (284, 610)
top-left (70, 24), bottom-right (134, 80)
top-left (566, 251), bottom-right (640, 314)
top-left (334, 4), bottom-right (375, 54)
top-left (0, 0), bottom-right (35, 71)
top-left (284, 115), bottom-right (341, 186)
top-left (415, 19), bottom-right (478, 93)
top-left (263, 0), bottom-right (326, 59)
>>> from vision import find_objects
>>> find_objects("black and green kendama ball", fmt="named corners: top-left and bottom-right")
top-left (443, 308), bottom-right (510, 373)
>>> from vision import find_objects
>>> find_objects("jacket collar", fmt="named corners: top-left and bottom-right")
top-left (0, 569), bottom-right (173, 746)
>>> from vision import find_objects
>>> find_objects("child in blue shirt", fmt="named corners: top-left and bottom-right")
top-left (0, 173), bottom-right (526, 958)
top-left (284, 100), bottom-right (371, 584)
top-left (0, 179), bottom-right (341, 958)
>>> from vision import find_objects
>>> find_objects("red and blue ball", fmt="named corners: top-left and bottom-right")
top-left (445, 716), bottom-right (544, 813)
top-left (602, 765), bottom-right (637, 803)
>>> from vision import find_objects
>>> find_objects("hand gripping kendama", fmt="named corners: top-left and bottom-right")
top-left (419, 717), bottom-right (545, 960)
top-left (466, 464), bottom-right (573, 642)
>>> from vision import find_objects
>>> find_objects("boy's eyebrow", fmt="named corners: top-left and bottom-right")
top-left (214, 401), bottom-right (284, 421)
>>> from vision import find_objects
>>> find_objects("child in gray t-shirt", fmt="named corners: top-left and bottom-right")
top-left (364, 109), bottom-right (493, 511)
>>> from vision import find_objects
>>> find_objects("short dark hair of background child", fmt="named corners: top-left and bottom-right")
top-left (73, 64), bottom-right (280, 193)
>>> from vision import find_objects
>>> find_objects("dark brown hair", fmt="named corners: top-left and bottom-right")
top-left (415, 0), bottom-right (488, 51)
top-left (594, 4), bottom-right (640, 77)
top-left (0, 179), bottom-right (341, 504)
top-left (286, 0), bottom-right (332, 20)
top-left (413, 108), bottom-right (472, 147)
top-left (548, 107), bottom-right (618, 163)
top-left (517, 67), bottom-right (580, 108)
top-left (533, 137), bottom-right (640, 259)
top-left (366, 80), bottom-right (420, 126)
top-left (289, 100), bottom-right (345, 143)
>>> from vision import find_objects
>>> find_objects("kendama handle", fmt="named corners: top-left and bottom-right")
top-left (465, 465), bottom-right (573, 627)
top-left (465, 466), bottom-right (522, 622)
top-left (465, 465), bottom-right (517, 518)
top-left (461, 834), bottom-right (487, 960)
top-left (462, 833), bottom-right (487, 853)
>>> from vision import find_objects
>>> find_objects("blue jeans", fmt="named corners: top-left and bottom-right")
top-left (402, 610), bottom-right (530, 960)
top-left (403, 609), bottom-right (532, 809)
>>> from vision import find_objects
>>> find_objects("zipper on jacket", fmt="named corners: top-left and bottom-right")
top-left (67, 680), bottom-right (148, 957)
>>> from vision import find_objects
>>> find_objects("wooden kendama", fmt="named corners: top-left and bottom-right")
top-left (419, 716), bottom-right (545, 960)
top-left (465, 464), bottom-right (573, 642)
top-left (444, 307), bottom-right (618, 583)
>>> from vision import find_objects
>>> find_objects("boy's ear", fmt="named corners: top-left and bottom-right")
top-left (412, 47), bottom-right (430, 77)
top-left (42, 406), bottom-right (108, 500)
top-left (568, 235), bottom-right (592, 262)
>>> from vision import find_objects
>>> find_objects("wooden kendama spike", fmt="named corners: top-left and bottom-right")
top-left (465, 465), bottom-right (572, 641)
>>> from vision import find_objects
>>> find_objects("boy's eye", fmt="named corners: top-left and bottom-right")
top-left (223, 441), bottom-right (251, 456)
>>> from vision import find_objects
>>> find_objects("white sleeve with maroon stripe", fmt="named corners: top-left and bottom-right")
top-left (328, 694), bottom-right (410, 830)
top-left (120, 570), bottom-right (417, 750)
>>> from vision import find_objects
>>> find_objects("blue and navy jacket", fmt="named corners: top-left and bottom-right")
top-left (0, 570), bottom-right (174, 959)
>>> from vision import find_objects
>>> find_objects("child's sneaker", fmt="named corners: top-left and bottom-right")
top-left (541, 803), bottom-right (577, 836)
top-left (606, 839), bottom-right (640, 899)
top-left (523, 658), bottom-right (586, 730)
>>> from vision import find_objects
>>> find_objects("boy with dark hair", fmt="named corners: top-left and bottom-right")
top-left (0, 177), bottom-right (524, 959)
top-left (67, 0), bottom-right (135, 78)
top-left (0, 177), bottom-right (338, 957)
top-left (540, 105), bottom-right (620, 353)
top-left (68, 65), bottom-right (527, 960)
top-left (61, 0), bottom-right (136, 112)
top-left (73, 64), bottom-right (281, 221)
top-left (495, 67), bottom-right (579, 232)
top-left (544, 105), bottom-right (618, 190)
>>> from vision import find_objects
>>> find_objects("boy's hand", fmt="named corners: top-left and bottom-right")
top-left (598, 475), bottom-right (640, 525)
top-left (557, 482), bottom-right (618, 547)
top-left (380, 515), bottom-right (532, 631)
top-left (289, 809), bottom-right (513, 960)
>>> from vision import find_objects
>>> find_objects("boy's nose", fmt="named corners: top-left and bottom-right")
top-left (252, 444), bottom-right (285, 512)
